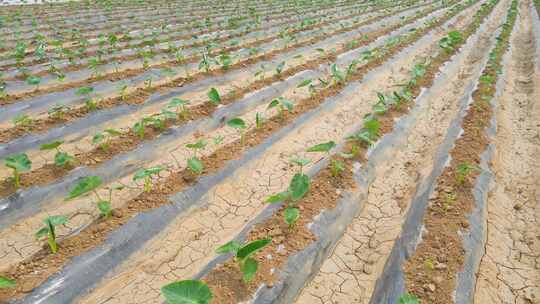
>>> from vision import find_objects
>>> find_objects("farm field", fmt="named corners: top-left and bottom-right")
top-left (0, 0), bottom-right (538, 303)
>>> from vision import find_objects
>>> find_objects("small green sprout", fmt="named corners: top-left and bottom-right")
top-left (289, 156), bottom-right (310, 174)
top-left (186, 138), bottom-right (207, 175)
top-left (208, 88), bottom-right (221, 106)
top-left (161, 280), bottom-right (213, 304)
top-left (399, 293), bottom-right (419, 304)
top-left (167, 98), bottom-right (190, 120)
top-left (255, 112), bottom-right (264, 129)
top-left (267, 172), bottom-right (310, 228)
top-left (0, 276), bottom-right (16, 288)
top-left (227, 118), bottom-right (247, 145)
top-left (275, 61), bottom-right (286, 75)
top-left (456, 162), bottom-right (480, 185)
top-left (4, 153), bottom-right (32, 189)
top-left (216, 238), bottom-right (272, 282)
top-left (349, 115), bottom-right (381, 146)
top-left (36, 215), bottom-right (68, 254)
top-left (40, 140), bottom-right (76, 167)
top-left (133, 166), bottom-right (164, 192)
top-left (26, 75), bottom-right (42, 91)
top-left (306, 141), bottom-right (343, 177)
top-left (92, 128), bottom-right (121, 151)
top-left (267, 97), bottom-right (293, 120)
top-left (12, 114), bottom-right (33, 128)
top-left (66, 176), bottom-right (111, 217)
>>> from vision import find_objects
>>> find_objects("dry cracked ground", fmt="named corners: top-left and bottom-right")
top-left (0, 0), bottom-right (538, 303)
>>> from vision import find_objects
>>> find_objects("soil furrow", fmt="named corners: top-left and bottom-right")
top-left (474, 1), bottom-right (540, 303)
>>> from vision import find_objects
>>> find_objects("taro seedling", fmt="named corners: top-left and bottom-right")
top-left (133, 166), bottom-right (164, 192)
top-left (218, 53), bottom-right (233, 70)
top-left (438, 30), bottom-right (463, 53)
top-left (0, 276), bottom-right (16, 289)
top-left (185, 138), bottom-right (207, 175)
top-left (40, 140), bottom-right (76, 168)
top-left (297, 79), bottom-right (316, 96)
top-left (161, 280), bottom-right (213, 304)
top-left (208, 87), bottom-right (221, 106)
top-left (455, 162), bottom-right (479, 185)
top-left (399, 293), bottom-right (419, 304)
top-left (306, 141), bottom-right (343, 177)
top-left (216, 238), bottom-right (272, 282)
top-left (227, 118), bottom-right (247, 145)
top-left (267, 96), bottom-right (293, 121)
top-left (199, 52), bottom-right (212, 73)
top-left (76, 86), bottom-right (96, 111)
top-left (36, 215), bottom-right (68, 254)
top-left (12, 114), bottom-right (33, 128)
top-left (373, 92), bottom-right (389, 115)
top-left (275, 61), bottom-right (286, 75)
top-left (267, 171), bottom-right (310, 228)
top-left (4, 153), bottom-right (32, 189)
top-left (66, 176), bottom-right (112, 217)
top-left (48, 104), bottom-right (69, 120)
top-left (330, 63), bottom-right (346, 85)
top-left (92, 128), bottom-right (121, 151)
top-left (168, 98), bottom-right (190, 120)
top-left (289, 156), bottom-right (310, 174)
top-left (26, 75), bottom-right (42, 91)
top-left (255, 112), bottom-right (264, 129)
top-left (349, 115), bottom-right (381, 146)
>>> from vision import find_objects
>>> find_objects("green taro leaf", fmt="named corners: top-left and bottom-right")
top-left (208, 88), bottom-right (221, 105)
top-left (47, 215), bottom-right (68, 226)
top-left (187, 157), bottom-right (204, 174)
top-left (297, 79), bottom-right (312, 88)
top-left (76, 86), bottom-right (94, 95)
top-left (290, 157), bottom-right (310, 167)
top-left (215, 240), bottom-right (242, 254)
top-left (26, 75), bottom-right (41, 86)
top-left (266, 191), bottom-right (290, 203)
top-left (284, 207), bottom-right (300, 227)
top-left (288, 173), bottom-right (310, 201)
top-left (66, 176), bottom-right (102, 200)
top-left (133, 166), bottom-right (164, 181)
top-left (399, 293), bottom-right (419, 304)
top-left (40, 140), bottom-right (63, 150)
top-left (5, 153), bottom-right (32, 172)
top-left (241, 257), bottom-right (258, 282)
top-left (97, 200), bottom-right (112, 216)
top-left (35, 227), bottom-right (49, 239)
top-left (185, 139), bottom-right (207, 150)
top-left (236, 239), bottom-right (271, 260)
top-left (168, 98), bottom-right (189, 107)
top-left (306, 141), bottom-right (336, 153)
top-left (161, 280), bottom-right (213, 304)
top-left (0, 276), bottom-right (16, 288)
top-left (54, 152), bottom-right (75, 167)
top-left (227, 118), bottom-right (246, 129)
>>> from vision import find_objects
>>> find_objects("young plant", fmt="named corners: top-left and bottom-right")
top-left (455, 162), bottom-right (479, 185)
top-left (215, 238), bottom-right (272, 282)
top-left (76, 86), bottom-right (96, 111)
top-left (66, 176), bottom-right (111, 217)
top-left (289, 156), bottom-right (310, 174)
top-left (306, 141), bottom-right (343, 177)
top-left (438, 30), bottom-right (463, 53)
top-left (297, 79), bottom-right (316, 96)
top-left (92, 128), bottom-right (121, 151)
top-left (40, 140), bottom-right (76, 168)
top-left (275, 61), bottom-right (286, 75)
top-left (35, 215), bottom-right (68, 254)
top-left (168, 98), bottom-right (190, 120)
top-left (48, 104), bottom-right (69, 120)
top-left (161, 280), bottom-right (213, 304)
top-left (0, 276), bottom-right (16, 289)
top-left (399, 293), bottom-right (419, 304)
top-left (330, 63), bottom-right (346, 85)
top-left (373, 92), bottom-right (389, 115)
top-left (12, 114), bottom-right (33, 129)
top-left (267, 96), bottom-right (293, 121)
top-left (185, 138), bottom-right (207, 175)
top-left (199, 52), bottom-right (212, 73)
top-left (4, 153), bottom-right (32, 189)
top-left (26, 75), bottom-right (42, 91)
top-left (207, 88), bottom-right (221, 106)
top-left (227, 118), bottom-right (247, 145)
top-left (133, 166), bottom-right (164, 192)
top-left (349, 115), bottom-right (381, 146)
top-left (255, 112), bottom-right (264, 129)
top-left (267, 171), bottom-right (310, 228)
